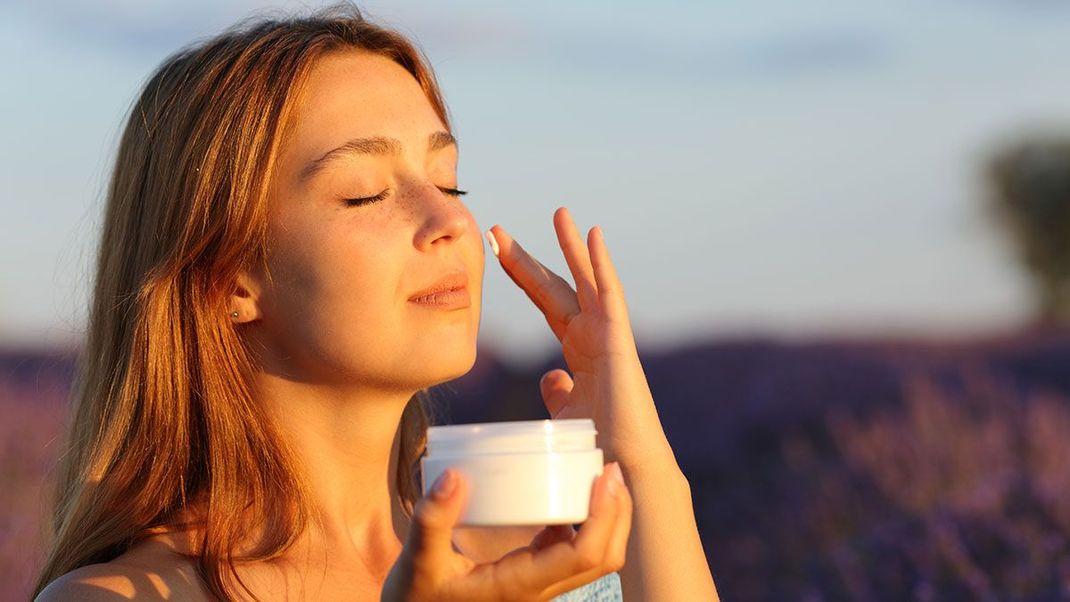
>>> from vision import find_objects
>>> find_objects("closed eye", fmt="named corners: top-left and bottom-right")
top-left (439, 187), bottom-right (468, 198)
top-left (344, 186), bottom-right (468, 207)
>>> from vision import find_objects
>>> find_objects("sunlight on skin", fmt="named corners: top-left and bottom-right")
top-left (482, 206), bottom-right (720, 600)
top-left (146, 573), bottom-right (171, 598)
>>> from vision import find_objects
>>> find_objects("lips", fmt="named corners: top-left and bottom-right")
top-left (408, 270), bottom-right (470, 303)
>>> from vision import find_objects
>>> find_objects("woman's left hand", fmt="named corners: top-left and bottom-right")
top-left (485, 207), bottom-right (673, 472)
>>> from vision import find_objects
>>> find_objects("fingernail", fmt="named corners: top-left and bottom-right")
top-left (432, 469), bottom-right (457, 500)
top-left (606, 462), bottom-right (624, 496)
top-left (485, 229), bottom-right (500, 257)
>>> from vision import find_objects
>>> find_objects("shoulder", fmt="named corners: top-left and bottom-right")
top-left (35, 536), bottom-right (211, 601)
top-left (35, 563), bottom-right (149, 601)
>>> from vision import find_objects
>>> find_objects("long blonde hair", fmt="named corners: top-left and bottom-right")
top-left (34, 4), bottom-right (451, 599)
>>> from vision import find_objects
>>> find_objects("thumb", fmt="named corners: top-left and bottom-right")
top-left (539, 369), bottom-right (574, 417)
top-left (409, 469), bottom-right (469, 562)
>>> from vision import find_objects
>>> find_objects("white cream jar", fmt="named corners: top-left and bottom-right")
top-left (421, 418), bottom-right (604, 526)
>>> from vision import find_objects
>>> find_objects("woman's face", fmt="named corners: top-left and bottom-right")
top-left (242, 49), bottom-right (484, 390)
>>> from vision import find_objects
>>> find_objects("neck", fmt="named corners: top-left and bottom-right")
top-left (255, 372), bottom-right (418, 561)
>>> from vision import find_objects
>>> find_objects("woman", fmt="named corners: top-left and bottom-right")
top-left (33, 3), bottom-right (718, 600)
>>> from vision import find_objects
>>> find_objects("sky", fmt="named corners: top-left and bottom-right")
top-left (3, 0), bottom-right (1070, 366)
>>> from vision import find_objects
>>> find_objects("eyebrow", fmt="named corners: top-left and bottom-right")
top-left (299, 131), bottom-right (457, 183)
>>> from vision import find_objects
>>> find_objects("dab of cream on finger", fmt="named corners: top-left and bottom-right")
top-left (485, 228), bottom-right (500, 257)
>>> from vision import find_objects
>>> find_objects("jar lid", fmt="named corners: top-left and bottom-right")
top-left (426, 418), bottom-right (597, 455)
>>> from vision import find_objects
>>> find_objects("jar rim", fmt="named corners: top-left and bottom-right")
top-left (427, 418), bottom-right (595, 440)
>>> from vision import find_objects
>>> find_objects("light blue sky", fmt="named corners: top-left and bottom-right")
top-left (3, 1), bottom-right (1070, 366)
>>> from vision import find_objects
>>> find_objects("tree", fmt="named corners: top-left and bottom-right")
top-left (987, 137), bottom-right (1070, 326)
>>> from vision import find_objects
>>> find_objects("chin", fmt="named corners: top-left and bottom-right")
top-left (414, 338), bottom-right (478, 388)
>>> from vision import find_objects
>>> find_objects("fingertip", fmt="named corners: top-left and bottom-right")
top-left (541, 368), bottom-right (568, 383)
top-left (430, 468), bottom-right (457, 501)
top-left (492, 224), bottom-right (512, 246)
top-left (607, 461), bottom-right (623, 483)
top-left (587, 467), bottom-right (611, 514)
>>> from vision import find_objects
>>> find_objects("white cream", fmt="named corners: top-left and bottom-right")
top-left (421, 418), bottom-right (603, 526)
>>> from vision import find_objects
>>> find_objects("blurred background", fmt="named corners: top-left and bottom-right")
top-left (4, 0), bottom-right (1070, 599)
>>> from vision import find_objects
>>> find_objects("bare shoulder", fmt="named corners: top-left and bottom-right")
top-left (35, 536), bottom-right (211, 601)
top-left (35, 563), bottom-right (157, 601)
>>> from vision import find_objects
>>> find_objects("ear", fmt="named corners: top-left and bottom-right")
top-left (228, 268), bottom-right (265, 324)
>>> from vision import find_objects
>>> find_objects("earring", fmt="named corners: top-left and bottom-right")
top-left (230, 311), bottom-right (239, 320)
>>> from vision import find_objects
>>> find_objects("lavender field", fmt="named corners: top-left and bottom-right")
top-left (5, 331), bottom-right (1070, 601)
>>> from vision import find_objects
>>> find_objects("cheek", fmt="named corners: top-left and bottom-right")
top-left (265, 240), bottom-right (405, 375)
top-left (264, 222), bottom-right (390, 333)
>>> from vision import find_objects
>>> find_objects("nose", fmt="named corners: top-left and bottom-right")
top-left (410, 181), bottom-right (469, 249)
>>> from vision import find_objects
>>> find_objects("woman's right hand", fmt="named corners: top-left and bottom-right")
top-left (381, 461), bottom-right (632, 602)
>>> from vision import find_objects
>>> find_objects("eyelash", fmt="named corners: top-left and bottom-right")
top-left (344, 187), bottom-right (468, 207)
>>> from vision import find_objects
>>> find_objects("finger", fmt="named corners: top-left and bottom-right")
top-left (487, 225), bottom-right (581, 340)
top-left (539, 369), bottom-right (574, 418)
top-left (530, 524), bottom-right (576, 551)
top-left (408, 469), bottom-right (470, 569)
top-left (553, 207), bottom-right (599, 312)
top-left (573, 462), bottom-right (623, 559)
top-left (588, 225), bottom-right (630, 323)
top-left (465, 463), bottom-right (623, 598)
top-left (544, 462), bottom-right (623, 577)
top-left (531, 462), bottom-right (626, 597)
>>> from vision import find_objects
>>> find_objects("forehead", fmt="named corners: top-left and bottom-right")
top-left (282, 50), bottom-right (445, 165)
